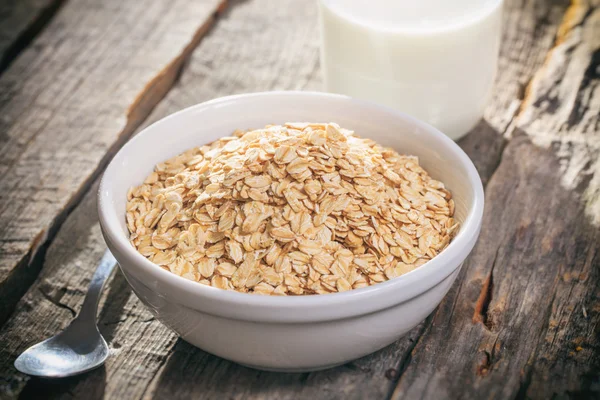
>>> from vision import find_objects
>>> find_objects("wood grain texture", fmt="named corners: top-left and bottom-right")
top-left (0, 179), bottom-right (425, 400)
top-left (391, 133), bottom-right (600, 399)
top-left (139, 0), bottom-right (321, 129)
top-left (0, 180), bottom-right (179, 399)
top-left (514, 0), bottom-right (600, 397)
top-left (0, 0), bottom-right (226, 325)
top-left (484, 0), bottom-right (572, 133)
top-left (1, 0), bottom-right (596, 399)
top-left (516, 0), bottom-right (600, 226)
top-left (0, 0), bottom-right (64, 73)
top-left (391, 2), bottom-right (600, 398)
top-left (457, 0), bottom-right (570, 186)
top-left (1, 1), bottom-right (323, 398)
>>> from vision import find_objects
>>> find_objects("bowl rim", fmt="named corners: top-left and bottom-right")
top-left (98, 91), bottom-right (484, 321)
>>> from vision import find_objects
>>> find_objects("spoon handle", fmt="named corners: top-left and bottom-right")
top-left (76, 250), bottom-right (117, 325)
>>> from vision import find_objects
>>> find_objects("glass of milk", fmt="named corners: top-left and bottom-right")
top-left (318, 0), bottom-right (503, 140)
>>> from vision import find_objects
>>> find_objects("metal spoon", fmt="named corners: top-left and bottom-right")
top-left (14, 250), bottom-right (117, 378)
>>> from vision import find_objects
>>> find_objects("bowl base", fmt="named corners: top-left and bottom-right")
top-left (238, 361), bottom-right (346, 373)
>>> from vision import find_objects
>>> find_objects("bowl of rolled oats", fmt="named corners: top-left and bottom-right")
top-left (98, 91), bottom-right (484, 372)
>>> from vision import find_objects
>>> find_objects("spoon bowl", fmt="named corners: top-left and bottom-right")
top-left (14, 321), bottom-right (109, 378)
top-left (14, 250), bottom-right (116, 378)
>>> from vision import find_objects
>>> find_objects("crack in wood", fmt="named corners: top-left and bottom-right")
top-left (0, 0), bottom-right (229, 329)
top-left (37, 287), bottom-right (76, 318)
top-left (514, 360), bottom-right (535, 400)
top-left (385, 316), bottom-right (432, 400)
top-left (473, 248), bottom-right (500, 330)
top-left (0, 0), bottom-right (67, 75)
top-left (0, 236), bottom-right (52, 325)
top-left (124, 1), bottom-right (228, 126)
top-left (477, 336), bottom-right (502, 377)
top-left (513, 288), bottom-right (559, 400)
top-left (102, 318), bottom-right (128, 326)
top-left (477, 350), bottom-right (493, 377)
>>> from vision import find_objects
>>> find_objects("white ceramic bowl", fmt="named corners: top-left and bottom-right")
top-left (98, 91), bottom-right (484, 372)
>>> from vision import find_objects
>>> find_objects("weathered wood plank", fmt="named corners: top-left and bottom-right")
top-left (514, 1), bottom-right (600, 397)
top-left (0, 0), bottom-right (583, 399)
top-left (458, 0), bottom-right (571, 186)
top-left (516, 0), bottom-right (600, 225)
top-left (138, 0), bottom-right (321, 128)
top-left (1, 0), bottom-right (321, 397)
top-left (0, 0), bottom-right (226, 325)
top-left (0, 184), bottom-right (180, 399)
top-left (484, 0), bottom-right (573, 133)
top-left (0, 0), bottom-right (64, 73)
top-left (391, 134), bottom-right (600, 399)
top-left (144, 332), bottom-right (429, 400)
top-left (0, 180), bottom-right (179, 399)
top-left (391, 2), bottom-right (600, 398)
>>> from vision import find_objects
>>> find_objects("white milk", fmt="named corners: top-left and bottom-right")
top-left (318, 0), bottom-right (503, 140)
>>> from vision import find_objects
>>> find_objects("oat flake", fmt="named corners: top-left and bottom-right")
top-left (126, 123), bottom-right (459, 295)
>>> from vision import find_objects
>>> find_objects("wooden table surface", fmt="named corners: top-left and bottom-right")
top-left (0, 0), bottom-right (598, 399)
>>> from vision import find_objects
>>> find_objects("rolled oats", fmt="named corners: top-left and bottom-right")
top-left (126, 123), bottom-right (459, 295)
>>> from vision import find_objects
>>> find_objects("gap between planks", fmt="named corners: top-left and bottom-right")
top-left (1, 0), bottom-right (590, 398)
top-left (0, 0), bottom-right (67, 74)
top-left (0, 0), bottom-right (229, 328)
